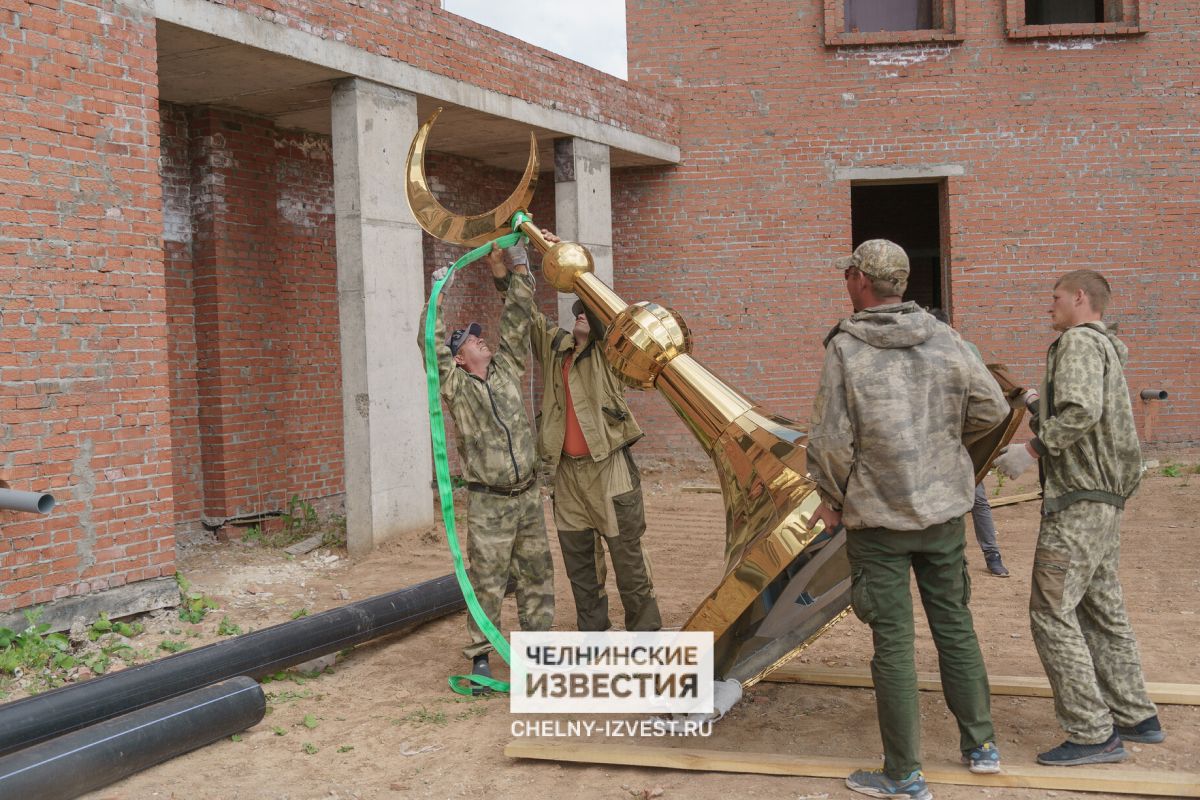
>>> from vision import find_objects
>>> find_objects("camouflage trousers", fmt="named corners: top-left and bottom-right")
top-left (1030, 500), bottom-right (1157, 743)
top-left (463, 484), bottom-right (555, 660)
top-left (553, 448), bottom-right (661, 632)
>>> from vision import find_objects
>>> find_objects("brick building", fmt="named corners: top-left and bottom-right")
top-left (1, 0), bottom-right (1195, 622)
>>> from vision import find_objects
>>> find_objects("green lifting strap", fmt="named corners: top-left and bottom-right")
top-left (423, 213), bottom-right (532, 695)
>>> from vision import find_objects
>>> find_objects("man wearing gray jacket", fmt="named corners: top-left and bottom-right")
top-left (808, 240), bottom-right (1009, 800)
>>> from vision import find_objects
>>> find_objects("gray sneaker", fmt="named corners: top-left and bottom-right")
top-left (1115, 714), bottom-right (1165, 744)
top-left (1037, 733), bottom-right (1126, 766)
top-left (846, 768), bottom-right (933, 800)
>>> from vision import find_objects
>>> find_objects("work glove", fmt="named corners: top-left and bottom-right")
top-left (1019, 389), bottom-right (1040, 414)
top-left (503, 242), bottom-right (529, 269)
top-left (431, 265), bottom-right (455, 288)
top-left (995, 443), bottom-right (1036, 480)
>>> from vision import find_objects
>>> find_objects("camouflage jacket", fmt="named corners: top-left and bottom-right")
top-left (1029, 322), bottom-right (1142, 512)
top-left (418, 273), bottom-right (539, 489)
top-left (528, 307), bottom-right (643, 472)
top-left (807, 301), bottom-right (1009, 531)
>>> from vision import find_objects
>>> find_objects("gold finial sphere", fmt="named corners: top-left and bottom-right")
top-left (541, 242), bottom-right (595, 292)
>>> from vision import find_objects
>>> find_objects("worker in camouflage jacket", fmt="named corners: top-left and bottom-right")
top-left (419, 243), bottom-right (554, 693)
top-left (808, 239), bottom-right (1009, 800)
top-left (494, 235), bottom-right (659, 632)
top-left (995, 269), bottom-right (1160, 766)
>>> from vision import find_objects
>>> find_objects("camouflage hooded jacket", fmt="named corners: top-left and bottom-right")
top-left (528, 308), bottom-right (643, 472)
top-left (807, 301), bottom-right (1009, 531)
top-left (1029, 321), bottom-right (1142, 512)
top-left (418, 273), bottom-right (539, 489)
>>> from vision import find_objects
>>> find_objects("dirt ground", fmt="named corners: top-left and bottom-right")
top-left (58, 448), bottom-right (1199, 800)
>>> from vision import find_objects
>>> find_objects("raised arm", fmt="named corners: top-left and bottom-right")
top-left (417, 291), bottom-right (459, 392)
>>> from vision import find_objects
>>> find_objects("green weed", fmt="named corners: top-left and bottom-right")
top-left (176, 575), bottom-right (218, 624)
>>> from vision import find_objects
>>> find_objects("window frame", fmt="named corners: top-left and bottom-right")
top-left (824, 0), bottom-right (964, 47)
top-left (1004, 0), bottom-right (1146, 39)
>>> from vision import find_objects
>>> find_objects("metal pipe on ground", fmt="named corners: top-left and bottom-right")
top-left (0, 488), bottom-right (55, 514)
top-left (0, 677), bottom-right (265, 800)
top-left (0, 572), bottom-right (466, 757)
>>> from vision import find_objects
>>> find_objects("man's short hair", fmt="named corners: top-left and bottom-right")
top-left (1055, 269), bottom-right (1111, 315)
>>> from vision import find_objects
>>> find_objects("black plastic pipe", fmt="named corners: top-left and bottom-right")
top-left (0, 676), bottom-right (265, 800)
top-left (0, 572), bottom-right (466, 757)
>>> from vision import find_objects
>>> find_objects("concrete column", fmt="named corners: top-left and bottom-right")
top-left (554, 138), bottom-right (613, 327)
top-left (331, 79), bottom-right (433, 556)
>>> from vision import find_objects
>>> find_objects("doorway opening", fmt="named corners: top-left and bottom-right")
top-left (850, 181), bottom-right (945, 312)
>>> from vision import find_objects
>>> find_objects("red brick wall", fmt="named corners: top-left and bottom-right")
top-left (158, 107), bottom-right (557, 519)
top-left (161, 103), bottom-right (204, 531)
top-left (619, 0), bottom-right (1198, 459)
top-left (0, 0), bottom-right (174, 613)
top-left (160, 105), bottom-right (345, 526)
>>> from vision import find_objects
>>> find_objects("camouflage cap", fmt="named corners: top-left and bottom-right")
top-left (836, 239), bottom-right (910, 285)
top-left (448, 322), bottom-right (483, 356)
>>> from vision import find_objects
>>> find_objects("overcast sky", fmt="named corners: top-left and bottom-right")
top-left (443, 0), bottom-right (628, 79)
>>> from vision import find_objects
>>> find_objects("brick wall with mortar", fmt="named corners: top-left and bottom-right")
top-left (2, 0), bottom-right (651, 614)
top-left (161, 103), bottom-right (346, 535)
top-left (159, 105), bottom-right (559, 525)
top-left (0, 0), bottom-right (174, 614)
top-left (615, 0), bottom-right (1198, 462)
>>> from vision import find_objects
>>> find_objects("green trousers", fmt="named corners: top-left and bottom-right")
top-left (846, 516), bottom-right (995, 779)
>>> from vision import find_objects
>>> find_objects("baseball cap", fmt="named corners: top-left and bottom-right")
top-left (447, 322), bottom-right (482, 356)
top-left (836, 239), bottom-right (910, 287)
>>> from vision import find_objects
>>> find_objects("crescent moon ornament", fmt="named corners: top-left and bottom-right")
top-left (404, 108), bottom-right (539, 247)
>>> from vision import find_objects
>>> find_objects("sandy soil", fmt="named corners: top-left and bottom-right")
top-left (59, 448), bottom-right (1200, 800)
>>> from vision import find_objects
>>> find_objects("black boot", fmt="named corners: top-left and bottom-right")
top-left (471, 654), bottom-right (493, 696)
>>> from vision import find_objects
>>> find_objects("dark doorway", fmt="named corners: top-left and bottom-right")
top-left (850, 182), bottom-right (944, 311)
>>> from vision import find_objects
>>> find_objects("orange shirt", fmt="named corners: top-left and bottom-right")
top-left (561, 353), bottom-right (591, 458)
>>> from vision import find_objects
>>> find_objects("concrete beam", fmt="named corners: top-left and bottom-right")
top-left (554, 138), bottom-right (614, 327)
top-left (331, 79), bottom-right (433, 557)
top-left (0, 577), bottom-right (177, 634)
top-left (832, 164), bottom-right (966, 182)
top-left (152, 0), bottom-right (680, 166)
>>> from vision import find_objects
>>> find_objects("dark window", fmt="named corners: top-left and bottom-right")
top-left (1025, 0), bottom-right (1105, 25)
top-left (845, 0), bottom-right (933, 33)
top-left (850, 182), bottom-right (944, 311)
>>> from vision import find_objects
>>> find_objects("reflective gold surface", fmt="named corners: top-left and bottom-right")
top-left (405, 109), bottom-right (538, 247)
top-left (404, 115), bottom-right (1023, 687)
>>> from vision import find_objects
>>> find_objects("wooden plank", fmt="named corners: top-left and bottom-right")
top-left (989, 490), bottom-right (1042, 507)
top-left (283, 533), bottom-right (324, 555)
top-left (506, 741), bottom-right (1200, 797)
top-left (766, 664), bottom-right (1200, 706)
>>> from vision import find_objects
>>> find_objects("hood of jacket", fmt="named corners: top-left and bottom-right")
top-left (1087, 322), bottom-right (1129, 367)
top-left (826, 301), bottom-right (937, 349)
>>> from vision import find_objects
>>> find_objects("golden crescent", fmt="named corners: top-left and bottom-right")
top-left (404, 108), bottom-right (539, 247)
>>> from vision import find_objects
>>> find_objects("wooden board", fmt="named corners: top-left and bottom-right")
top-left (505, 741), bottom-right (1200, 797)
top-left (766, 664), bottom-right (1200, 706)
top-left (989, 490), bottom-right (1042, 507)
